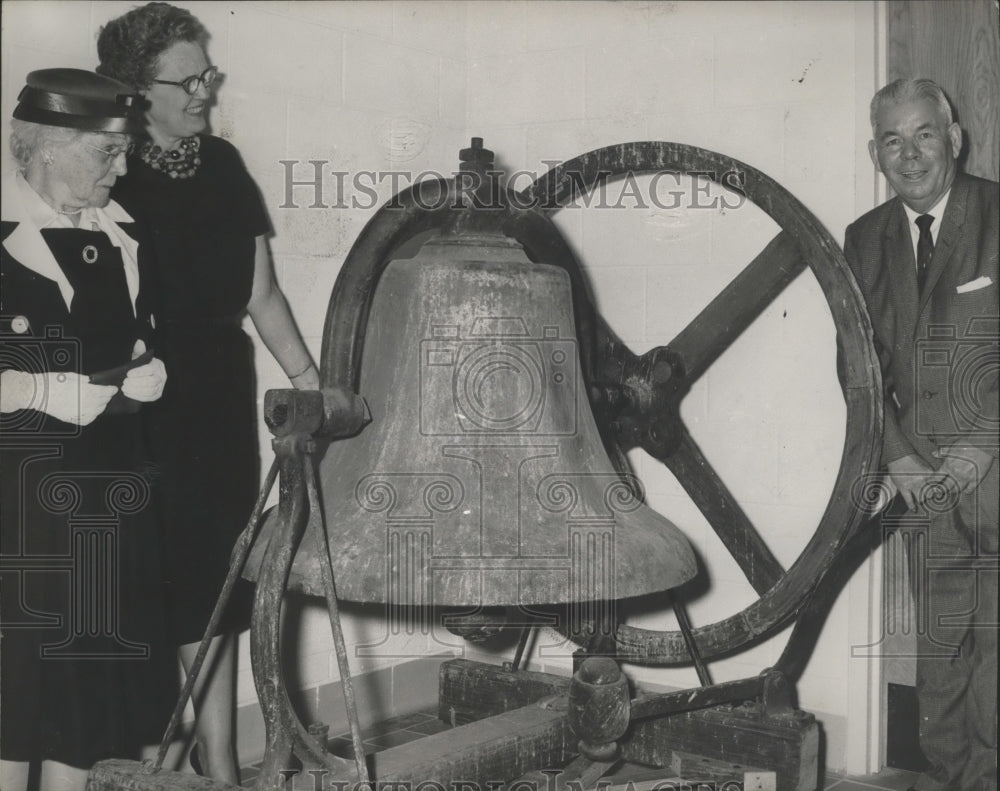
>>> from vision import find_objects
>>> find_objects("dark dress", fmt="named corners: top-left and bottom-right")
top-left (0, 223), bottom-right (175, 767)
top-left (111, 134), bottom-right (269, 645)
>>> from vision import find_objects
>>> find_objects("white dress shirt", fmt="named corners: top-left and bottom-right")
top-left (1, 170), bottom-right (140, 313)
top-left (901, 188), bottom-right (951, 273)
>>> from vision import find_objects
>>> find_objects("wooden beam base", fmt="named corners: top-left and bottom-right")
top-left (89, 701), bottom-right (572, 791)
top-left (439, 659), bottom-right (818, 791)
top-left (669, 750), bottom-right (768, 786)
top-left (622, 700), bottom-right (818, 791)
top-left (374, 699), bottom-right (573, 786)
top-left (87, 761), bottom-right (238, 791)
top-left (90, 659), bottom-right (814, 791)
top-left (440, 658), bottom-right (571, 724)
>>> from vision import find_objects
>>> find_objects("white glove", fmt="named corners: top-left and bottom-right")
top-left (121, 339), bottom-right (167, 403)
top-left (0, 370), bottom-right (118, 425)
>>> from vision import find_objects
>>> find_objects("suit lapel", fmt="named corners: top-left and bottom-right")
top-left (1, 171), bottom-right (75, 309)
top-left (883, 200), bottom-right (920, 336)
top-left (2, 219), bottom-right (76, 310)
top-left (918, 175), bottom-right (967, 315)
top-left (1, 172), bottom-right (142, 315)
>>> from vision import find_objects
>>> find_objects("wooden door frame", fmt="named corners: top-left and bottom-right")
top-left (851, 0), bottom-right (1000, 776)
top-left (844, 0), bottom-right (887, 776)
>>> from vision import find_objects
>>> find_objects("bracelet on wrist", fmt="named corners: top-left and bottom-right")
top-left (289, 362), bottom-right (316, 380)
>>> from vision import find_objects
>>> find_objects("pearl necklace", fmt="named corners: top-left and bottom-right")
top-left (139, 136), bottom-right (201, 179)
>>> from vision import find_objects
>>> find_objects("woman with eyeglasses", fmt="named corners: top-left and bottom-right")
top-left (0, 68), bottom-right (173, 791)
top-left (97, 2), bottom-right (319, 783)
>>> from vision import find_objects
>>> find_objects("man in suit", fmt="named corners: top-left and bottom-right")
top-left (845, 78), bottom-right (998, 791)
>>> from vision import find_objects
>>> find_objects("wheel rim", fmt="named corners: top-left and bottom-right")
top-left (317, 141), bottom-right (883, 664)
top-left (520, 142), bottom-right (883, 663)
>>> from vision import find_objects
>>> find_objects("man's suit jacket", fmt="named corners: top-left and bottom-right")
top-left (845, 172), bottom-right (999, 469)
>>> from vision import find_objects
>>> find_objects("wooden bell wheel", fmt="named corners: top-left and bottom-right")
top-left (319, 139), bottom-right (883, 666)
top-left (520, 142), bottom-right (884, 665)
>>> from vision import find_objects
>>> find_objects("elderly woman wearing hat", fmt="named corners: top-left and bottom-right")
top-left (0, 69), bottom-right (173, 791)
top-left (96, 2), bottom-right (319, 783)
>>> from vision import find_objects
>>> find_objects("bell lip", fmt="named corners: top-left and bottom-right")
top-left (243, 504), bottom-right (699, 605)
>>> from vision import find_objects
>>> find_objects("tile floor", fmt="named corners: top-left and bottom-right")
top-left (240, 710), bottom-right (920, 791)
top-left (822, 767), bottom-right (918, 790)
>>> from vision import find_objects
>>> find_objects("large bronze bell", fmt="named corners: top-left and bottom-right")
top-left (247, 226), bottom-right (696, 607)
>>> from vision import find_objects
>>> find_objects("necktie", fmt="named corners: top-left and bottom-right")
top-left (915, 213), bottom-right (934, 294)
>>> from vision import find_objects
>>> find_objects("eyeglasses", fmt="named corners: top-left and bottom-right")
top-left (82, 141), bottom-right (135, 161)
top-left (152, 66), bottom-right (220, 95)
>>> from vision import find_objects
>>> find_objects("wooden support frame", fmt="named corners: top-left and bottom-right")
top-left (621, 704), bottom-right (818, 791)
top-left (92, 657), bottom-right (815, 790)
top-left (439, 658), bottom-right (819, 791)
top-left (87, 762), bottom-right (237, 791)
top-left (372, 703), bottom-right (572, 786)
top-left (96, 137), bottom-right (879, 791)
top-left (90, 702), bottom-right (573, 791)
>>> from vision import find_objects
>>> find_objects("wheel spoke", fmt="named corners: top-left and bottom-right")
top-left (667, 231), bottom-right (806, 384)
top-left (525, 141), bottom-right (881, 663)
top-left (659, 427), bottom-right (784, 595)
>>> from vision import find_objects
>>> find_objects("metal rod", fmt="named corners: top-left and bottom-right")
top-left (306, 455), bottom-right (372, 786)
top-left (671, 596), bottom-right (712, 687)
top-left (629, 675), bottom-right (763, 721)
top-left (155, 458), bottom-right (279, 770)
top-left (509, 614), bottom-right (535, 671)
top-left (253, 439), bottom-right (314, 787)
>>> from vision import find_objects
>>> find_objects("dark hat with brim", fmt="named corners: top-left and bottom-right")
top-left (13, 68), bottom-right (142, 133)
